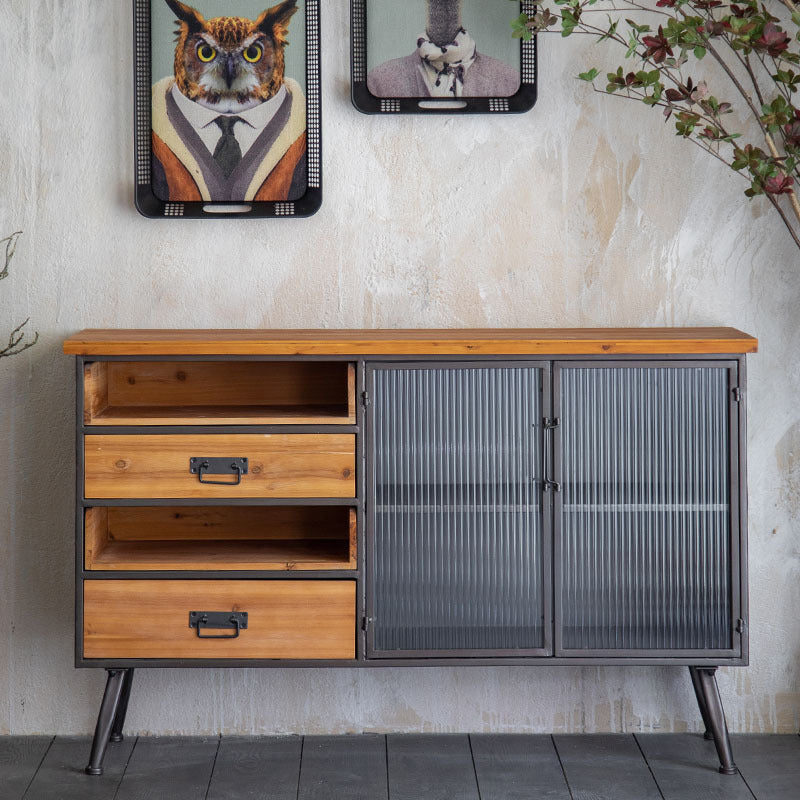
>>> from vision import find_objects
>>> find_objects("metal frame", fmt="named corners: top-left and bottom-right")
top-left (350, 0), bottom-right (538, 115)
top-left (132, 0), bottom-right (322, 219)
top-left (551, 359), bottom-right (746, 661)
top-left (74, 354), bottom-right (362, 668)
top-left (74, 351), bottom-right (749, 669)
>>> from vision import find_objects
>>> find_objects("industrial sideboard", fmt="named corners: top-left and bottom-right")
top-left (63, 327), bottom-right (757, 776)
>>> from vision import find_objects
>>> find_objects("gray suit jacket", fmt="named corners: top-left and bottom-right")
top-left (367, 51), bottom-right (520, 98)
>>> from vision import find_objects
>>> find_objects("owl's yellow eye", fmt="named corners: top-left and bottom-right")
top-left (243, 44), bottom-right (263, 63)
top-left (197, 43), bottom-right (216, 62)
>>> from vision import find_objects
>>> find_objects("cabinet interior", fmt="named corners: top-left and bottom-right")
top-left (83, 361), bottom-right (356, 425)
top-left (84, 506), bottom-right (357, 571)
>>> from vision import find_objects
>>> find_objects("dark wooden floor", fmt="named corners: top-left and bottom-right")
top-left (1, 733), bottom-right (798, 800)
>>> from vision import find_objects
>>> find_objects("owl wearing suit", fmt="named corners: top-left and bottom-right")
top-left (152, 0), bottom-right (307, 203)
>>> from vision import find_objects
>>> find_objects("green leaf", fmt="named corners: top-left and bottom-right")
top-left (578, 68), bottom-right (600, 82)
top-left (745, 181), bottom-right (764, 197)
top-left (625, 32), bottom-right (638, 59)
top-left (694, 46), bottom-right (706, 60)
top-left (598, 15), bottom-right (619, 43)
top-left (561, 9), bottom-right (578, 37)
top-left (626, 18), bottom-right (650, 35)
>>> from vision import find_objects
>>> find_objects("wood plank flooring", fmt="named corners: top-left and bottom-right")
top-left (1, 734), bottom-right (797, 800)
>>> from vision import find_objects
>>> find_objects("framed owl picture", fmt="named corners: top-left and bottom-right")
top-left (134, 0), bottom-right (321, 218)
top-left (351, 0), bottom-right (537, 114)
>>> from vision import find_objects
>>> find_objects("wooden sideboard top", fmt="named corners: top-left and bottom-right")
top-left (63, 328), bottom-right (758, 356)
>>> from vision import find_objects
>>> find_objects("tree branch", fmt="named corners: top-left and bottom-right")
top-left (765, 191), bottom-right (800, 249)
top-left (0, 231), bottom-right (22, 281)
top-left (0, 320), bottom-right (39, 359)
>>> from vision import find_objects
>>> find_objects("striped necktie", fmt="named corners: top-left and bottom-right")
top-left (213, 116), bottom-right (243, 178)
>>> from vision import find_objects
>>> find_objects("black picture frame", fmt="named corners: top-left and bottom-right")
top-left (133, 0), bottom-right (322, 219)
top-left (351, 0), bottom-right (537, 114)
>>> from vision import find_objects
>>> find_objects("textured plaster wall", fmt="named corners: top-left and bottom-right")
top-left (0, 1), bottom-right (798, 736)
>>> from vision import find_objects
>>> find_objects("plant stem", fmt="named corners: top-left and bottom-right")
top-left (765, 192), bottom-right (800, 249)
top-left (699, 38), bottom-right (800, 227)
top-left (742, 53), bottom-right (765, 106)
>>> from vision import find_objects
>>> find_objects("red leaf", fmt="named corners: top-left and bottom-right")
top-left (754, 23), bottom-right (790, 58)
top-left (764, 174), bottom-right (794, 195)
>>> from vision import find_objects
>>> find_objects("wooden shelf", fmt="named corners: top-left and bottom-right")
top-left (83, 361), bottom-right (356, 426)
top-left (85, 506), bottom-right (356, 571)
top-left (89, 538), bottom-right (353, 571)
top-left (89, 404), bottom-right (353, 426)
top-left (64, 327), bottom-right (759, 356)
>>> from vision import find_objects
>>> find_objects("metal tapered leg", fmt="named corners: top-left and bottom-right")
top-left (688, 666), bottom-right (714, 740)
top-left (85, 669), bottom-right (128, 776)
top-left (109, 668), bottom-right (134, 743)
top-left (695, 667), bottom-right (738, 775)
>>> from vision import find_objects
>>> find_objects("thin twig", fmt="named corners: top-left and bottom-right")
top-left (0, 231), bottom-right (22, 280)
top-left (765, 192), bottom-right (800, 249)
top-left (0, 230), bottom-right (38, 359)
top-left (0, 320), bottom-right (39, 359)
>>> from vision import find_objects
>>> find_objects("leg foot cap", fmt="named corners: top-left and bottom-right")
top-left (85, 766), bottom-right (103, 776)
top-left (719, 766), bottom-right (739, 776)
top-left (110, 733), bottom-right (123, 743)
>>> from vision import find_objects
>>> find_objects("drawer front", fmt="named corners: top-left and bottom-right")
top-left (83, 580), bottom-right (356, 659)
top-left (84, 434), bottom-right (355, 498)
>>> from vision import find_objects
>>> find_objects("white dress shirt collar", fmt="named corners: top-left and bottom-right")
top-left (169, 83), bottom-right (289, 158)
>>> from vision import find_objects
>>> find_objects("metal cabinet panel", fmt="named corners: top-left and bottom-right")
top-left (555, 362), bottom-right (741, 657)
top-left (367, 364), bottom-right (550, 657)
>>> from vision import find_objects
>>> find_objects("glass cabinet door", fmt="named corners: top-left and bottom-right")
top-left (556, 362), bottom-right (741, 657)
top-left (367, 364), bottom-right (550, 657)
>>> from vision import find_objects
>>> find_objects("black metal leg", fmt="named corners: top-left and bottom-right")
top-left (110, 668), bottom-right (134, 743)
top-left (85, 669), bottom-right (128, 776)
top-left (694, 667), bottom-right (738, 775)
top-left (688, 666), bottom-right (714, 740)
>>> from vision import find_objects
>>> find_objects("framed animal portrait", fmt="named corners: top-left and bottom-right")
top-left (134, 0), bottom-right (321, 218)
top-left (351, 0), bottom-right (537, 114)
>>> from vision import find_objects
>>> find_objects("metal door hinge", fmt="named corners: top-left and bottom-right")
top-left (362, 391), bottom-right (370, 407)
top-left (362, 616), bottom-right (372, 631)
top-left (732, 387), bottom-right (742, 402)
top-left (544, 417), bottom-right (560, 429)
top-left (543, 480), bottom-right (561, 492)
top-left (736, 618), bottom-right (746, 634)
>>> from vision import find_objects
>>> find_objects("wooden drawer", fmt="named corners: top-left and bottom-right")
top-left (83, 580), bottom-right (356, 659)
top-left (84, 434), bottom-right (355, 499)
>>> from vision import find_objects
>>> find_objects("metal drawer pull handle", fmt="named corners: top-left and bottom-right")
top-left (189, 611), bottom-right (248, 639)
top-left (189, 457), bottom-right (249, 485)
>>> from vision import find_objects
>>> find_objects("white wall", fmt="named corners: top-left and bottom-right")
top-left (0, 1), bottom-right (798, 735)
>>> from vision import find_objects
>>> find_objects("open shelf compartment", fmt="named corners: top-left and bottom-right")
top-left (83, 361), bottom-right (356, 425)
top-left (85, 506), bottom-right (357, 571)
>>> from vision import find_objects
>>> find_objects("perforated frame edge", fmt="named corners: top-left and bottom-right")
top-left (350, 0), bottom-right (538, 115)
top-left (133, 0), bottom-right (322, 219)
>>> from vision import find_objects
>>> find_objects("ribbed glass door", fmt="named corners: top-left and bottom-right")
top-left (367, 364), bottom-right (550, 657)
top-left (556, 363), bottom-right (739, 656)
